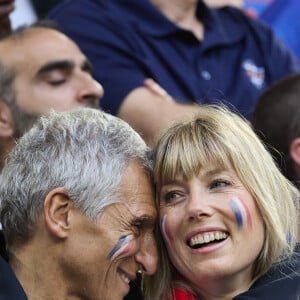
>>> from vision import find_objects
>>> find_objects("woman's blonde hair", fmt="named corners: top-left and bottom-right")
top-left (144, 105), bottom-right (299, 300)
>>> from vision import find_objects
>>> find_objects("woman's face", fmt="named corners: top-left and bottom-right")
top-left (159, 165), bottom-right (265, 293)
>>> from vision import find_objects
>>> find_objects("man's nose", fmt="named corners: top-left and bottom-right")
top-left (77, 75), bottom-right (104, 106)
top-left (135, 234), bottom-right (158, 275)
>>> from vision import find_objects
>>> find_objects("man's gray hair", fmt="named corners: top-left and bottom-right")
top-left (0, 108), bottom-right (152, 247)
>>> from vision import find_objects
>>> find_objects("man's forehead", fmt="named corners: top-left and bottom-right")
top-left (0, 28), bottom-right (86, 74)
top-left (0, 28), bottom-right (82, 60)
top-left (7, 27), bottom-right (67, 43)
top-left (111, 200), bottom-right (157, 225)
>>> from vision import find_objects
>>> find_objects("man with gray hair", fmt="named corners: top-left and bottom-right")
top-left (0, 107), bottom-right (157, 300)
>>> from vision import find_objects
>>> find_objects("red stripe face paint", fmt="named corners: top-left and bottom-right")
top-left (107, 235), bottom-right (134, 261)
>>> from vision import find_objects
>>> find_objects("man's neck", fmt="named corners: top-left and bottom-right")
top-left (150, 0), bottom-right (204, 40)
top-left (10, 245), bottom-right (69, 300)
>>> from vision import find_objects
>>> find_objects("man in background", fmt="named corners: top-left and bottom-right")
top-left (252, 74), bottom-right (300, 189)
top-left (0, 21), bottom-right (103, 169)
top-left (48, 0), bottom-right (300, 146)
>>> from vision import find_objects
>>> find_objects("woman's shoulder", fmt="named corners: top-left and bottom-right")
top-left (234, 244), bottom-right (300, 299)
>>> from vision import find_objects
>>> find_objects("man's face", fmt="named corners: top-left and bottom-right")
top-left (0, 27), bottom-right (103, 136)
top-left (63, 160), bottom-right (158, 300)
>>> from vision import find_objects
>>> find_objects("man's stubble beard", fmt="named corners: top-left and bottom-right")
top-left (10, 100), bottom-right (40, 139)
top-left (11, 98), bottom-right (100, 139)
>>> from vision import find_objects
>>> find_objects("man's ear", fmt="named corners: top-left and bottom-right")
top-left (44, 187), bottom-right (73, 239)
top-left (0, 101), bottom-right (14, 138)
top-left (289, 137), bottom-right (300, 166)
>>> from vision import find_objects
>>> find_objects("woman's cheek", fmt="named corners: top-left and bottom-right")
top-left (229, 197), bottom-right (253, 230)
top-left (160, 214), bottom-right (174, 244)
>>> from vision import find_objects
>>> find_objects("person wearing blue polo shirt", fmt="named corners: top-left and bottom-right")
top-left (48, 0), bottom-right (300, 147)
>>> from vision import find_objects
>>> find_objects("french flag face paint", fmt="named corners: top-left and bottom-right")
top-left (160, 214), bottom-right (173, 243)
top-left (286, 232), bottom-right (293, 245)
top-left (229, 197), bottom-right (252, 230)
top-left (108, 235), bottom-right (134, 261)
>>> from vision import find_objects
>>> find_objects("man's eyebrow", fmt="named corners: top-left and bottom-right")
top-left (37, 60), bottom-right (75, 76)
top-left (82, 58), bottom-right (93, 73)
top-left (133, 215), bottom-right (157, 227)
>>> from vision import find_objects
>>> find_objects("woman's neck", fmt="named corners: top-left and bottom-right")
top-left (192, 271), bottom-right (253, 300)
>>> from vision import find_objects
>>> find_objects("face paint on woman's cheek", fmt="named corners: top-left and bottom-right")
top-left (286, 232), bottom-right (292, 245)
top-left (107, 235), bottom-right (134, 261)
top-left (229, 197), bottom-right (252, 230)
top-left (160, 214), bottom-right (173, 243)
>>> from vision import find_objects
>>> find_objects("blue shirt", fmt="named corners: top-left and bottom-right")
top-left (48, 0), bottom-right (300, 119)
top-left (0, 257), bottom-right (28, 300)
top-left (0, 230), bottom-right (27, 300)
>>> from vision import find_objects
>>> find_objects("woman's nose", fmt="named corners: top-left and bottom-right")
top-left (187, 192), bottom-right (213, 221)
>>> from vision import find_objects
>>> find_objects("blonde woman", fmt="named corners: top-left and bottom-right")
top-left (146, 105), bottom-right (299, 300)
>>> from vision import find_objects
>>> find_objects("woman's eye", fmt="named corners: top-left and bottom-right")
top-left (210, 179), bottom-right (230, 189)
top-left (163, 191), bottom-right (182, 203)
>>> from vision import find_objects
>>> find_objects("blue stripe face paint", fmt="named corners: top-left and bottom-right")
top-left (107, 235), bottom-right (134, 261)
top-left (286, 232), bottom-right (292, 245)
top-left (229, 198), bottom-right (243, 229)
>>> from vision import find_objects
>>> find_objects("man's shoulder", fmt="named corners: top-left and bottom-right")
top-left (215, 5), bottom-right (273, 35)
top-left (202, 4), bottom-right (274, 53)
top-left (48, 0), bottom-right (138, 38)
top-left (48, 0), bottom-right (109, 15)
top-left (0, 231), bottom-right (27, 300)
top-left (48, 0), bottom-right (138, 22)
top-left (0, 256), bottom-right (28, 300)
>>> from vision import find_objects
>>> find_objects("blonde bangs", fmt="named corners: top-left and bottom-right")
top-left (154, 118), bottom-right (234, 185)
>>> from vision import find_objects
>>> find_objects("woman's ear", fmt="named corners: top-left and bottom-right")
top-left (289, 137), bottom-right (300, 166)
top-left (0, 101), bottom-right (14, 138)
top-left (44, 187), bottom-right (73, 239)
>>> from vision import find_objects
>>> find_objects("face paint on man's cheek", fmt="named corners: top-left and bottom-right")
top-left (229, 197), bottom-right (252, 230)
top-left (160, 214), bottom-right (173, 243)
top-left (107, 235), bottom-right (134, 261)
